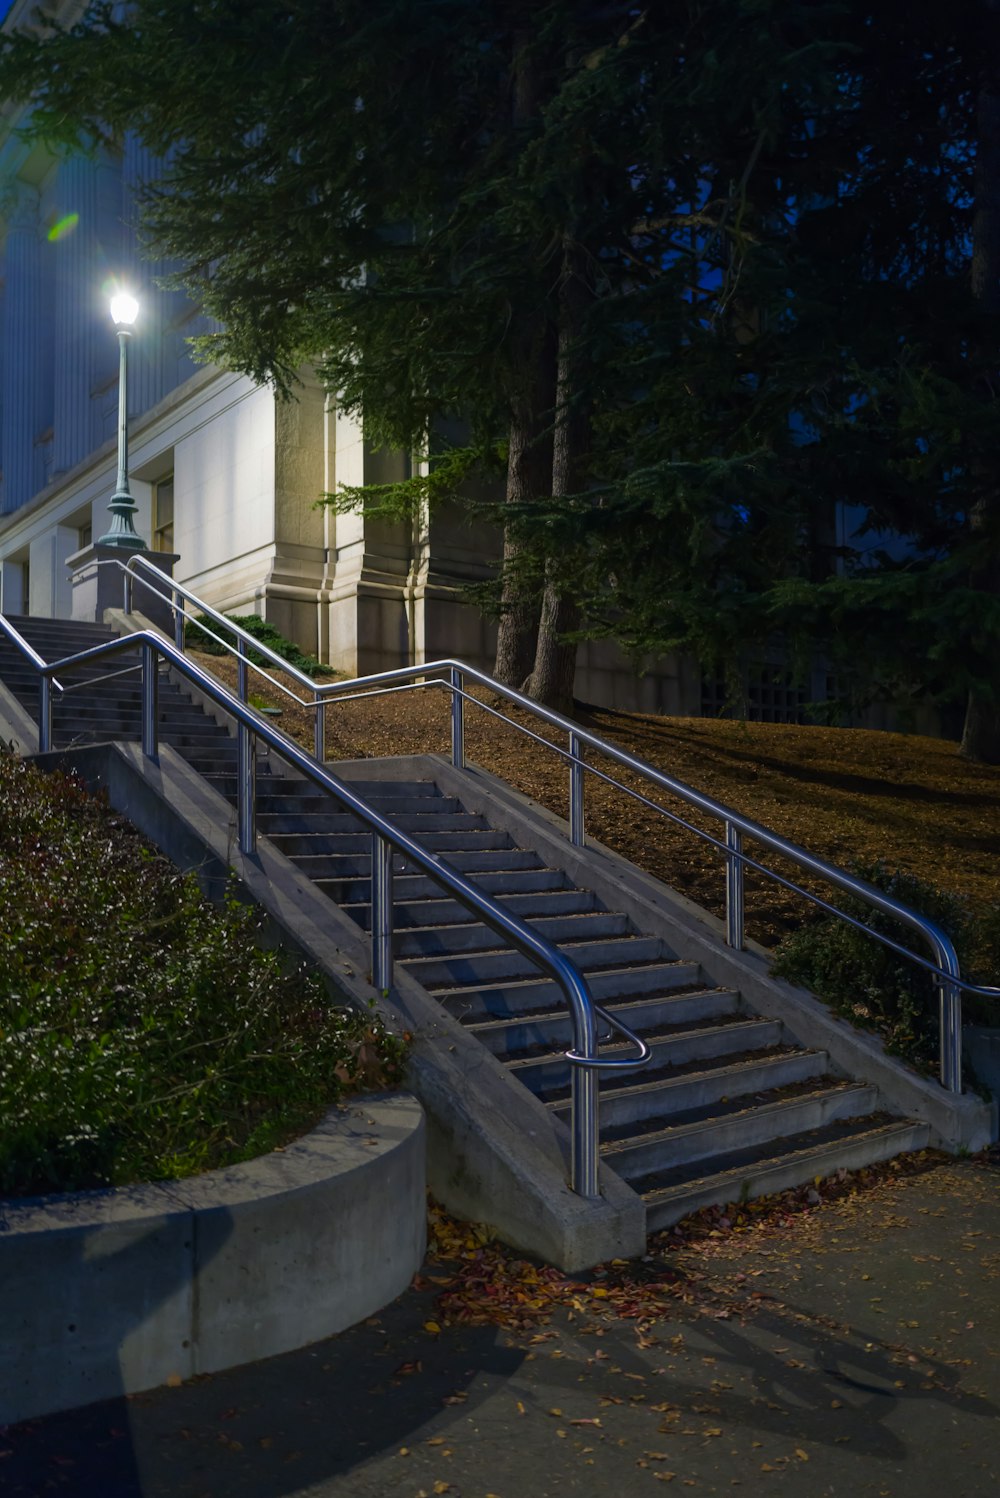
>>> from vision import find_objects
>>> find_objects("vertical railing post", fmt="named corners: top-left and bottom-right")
top-left (450, 667), bottom-right (464, 769)
top-left (237, 638), bottom-right (248, 704)
top-left (939, 978), bottom-right (962, 1093)
top-left (173, 590), bottom-right (185, 653)
top-left (370, 833), bottom-right (394, 991)
top-left (569, 731), bottom-right (585, 847)
top-left (123, 569), bottom-right (133, 615)
top-left (570, 1052), bottom-right (600, 1199)
top-left (237, 720), bottom-right (257, 853)
top-left (38, 675), bottom-right (52, 753)
top-left (725, 821), bottom-right (745, 950)
top-left (141, 643), bottom-right (158, 758)
top-left (314, 690), bottom-right (326, 763)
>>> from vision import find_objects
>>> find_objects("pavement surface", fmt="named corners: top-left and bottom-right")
top-left (3, 1152), bottom-right (1000, 1498)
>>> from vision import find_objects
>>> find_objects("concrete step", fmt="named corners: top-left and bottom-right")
top-left (389, 909), bottom-right (631, 959)
top-left (438, 959), bottom-right (699, 1023)
top-left (403, 933), bottom-right (669, 991)
top-left (272, 828), bottom-right (516, 857)
top-left (605, 1081), bottom-right (879, 1181)
top-left (336, 778), bottom-right (443, 800)
top-left (468, 987), bottom-right (740, 1060)
top-left (317, 866), bottom-right (573, 906)
top-left (554, 1047), bottom-right (831, 1133)
top-left (642, 1118), bottom-right (931, 1232)
top-left (342, 887), bottom-right (599, 930)
top-left (510, 1016), bottom-right (784, 1098)
top-left (257, 793), bottom-right (466, 818)
top-left (291, 847), bottom-right (548, 883)
top-left (256, 808), bottom-right (485, 836)
top-left (52, 724), bottom-right (231, 749)
top-left (203, 774), bottom-right (444, 801)
top-left (51, 696), bottom-right (207, 720)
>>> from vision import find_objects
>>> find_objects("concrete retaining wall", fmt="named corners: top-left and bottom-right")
top-left (0, 1093), bottom-right (425, 1427)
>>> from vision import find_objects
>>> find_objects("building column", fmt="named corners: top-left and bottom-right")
top-left (323, 405), bottom-right (414, 676)
top-left (1, 182), bottom-right (51, 514)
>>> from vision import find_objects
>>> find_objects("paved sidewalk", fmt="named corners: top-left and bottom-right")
top-left (3, 1154), bottom-right (1000, 1498)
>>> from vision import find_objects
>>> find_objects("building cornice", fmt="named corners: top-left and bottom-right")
top-left (0, 363), bottom-right (240, 541)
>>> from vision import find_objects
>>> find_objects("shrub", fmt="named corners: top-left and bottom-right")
top-left (185, 612), bottom-right (326, 677)
top-left (0, 755), bottom-right (405, 1197)
top-left (771, 861), bottom-right (1000, 1072)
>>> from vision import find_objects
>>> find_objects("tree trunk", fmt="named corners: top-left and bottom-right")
top-left (492, 27), bottom-right (556, 689)
top-left (493, 390), bottom-right (554, 689)
top-left (526, 235), bottom-right (590, 712)
top-left (961, 5), bottom-right (1000, 762)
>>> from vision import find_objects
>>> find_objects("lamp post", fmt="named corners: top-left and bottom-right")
top-left (97, 291), bottom-right (146, 551)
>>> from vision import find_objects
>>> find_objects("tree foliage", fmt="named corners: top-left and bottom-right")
top-left (2, 2), bottom-right (998, 739)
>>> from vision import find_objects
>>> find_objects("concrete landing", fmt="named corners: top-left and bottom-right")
top-left (1, 1152), bottom-right (998, 1496)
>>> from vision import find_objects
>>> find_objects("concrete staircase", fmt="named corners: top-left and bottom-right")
top-left (249, 771), bottom-right (928, 1231)
top-left (0, 613), bottom-right (944, 1242)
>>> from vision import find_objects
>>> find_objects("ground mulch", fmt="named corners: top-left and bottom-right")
top-left (189, 651), bottom-right (1000, 949)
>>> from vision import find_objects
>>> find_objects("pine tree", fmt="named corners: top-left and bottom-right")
top-left (0, 0), bottom-right (842, 707)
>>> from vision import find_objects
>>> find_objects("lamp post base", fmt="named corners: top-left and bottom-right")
top-left (65, 544), bottom-right (181, 633)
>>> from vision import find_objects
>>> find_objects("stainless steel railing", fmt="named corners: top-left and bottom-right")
top-left (117, 557), bottom-right (1000, 1092)
top-left (0, 611), bottom-right (651, 1201)
top-left (122, 555), bottom-right (334, 759)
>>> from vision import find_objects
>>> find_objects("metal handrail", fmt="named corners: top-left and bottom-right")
top-left (0, 612), bottom-right (652, 1200)
top-left (123, 555), bottom-right (334, 760)
top-left (113, 560), bottom-right (999, 1091)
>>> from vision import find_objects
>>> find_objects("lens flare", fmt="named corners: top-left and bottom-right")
top-left (47, 213), bottom-right (80, 243)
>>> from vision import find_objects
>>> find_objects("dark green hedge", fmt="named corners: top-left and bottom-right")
top-left (0, 755), bottom-right (404, 1197)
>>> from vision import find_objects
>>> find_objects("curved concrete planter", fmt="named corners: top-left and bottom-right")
top-left (0, 1093), bottom-right (425, 1427)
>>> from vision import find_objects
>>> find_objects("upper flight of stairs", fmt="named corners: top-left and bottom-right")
top-left (0, 614), bottom-right (934, 1235)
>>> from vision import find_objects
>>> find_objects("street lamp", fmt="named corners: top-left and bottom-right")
top-left (97, 290), bottom-right (147, 551)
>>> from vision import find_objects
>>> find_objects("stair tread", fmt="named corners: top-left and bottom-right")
top-left (508, 1014), bottom-right (776, 1074)
top-left (601, 1078), bottom-right (871, 1150)
top-left (639, 1115), bottom-right (925, 1203)
top-left (467, 985), bottom-right (730, 1035)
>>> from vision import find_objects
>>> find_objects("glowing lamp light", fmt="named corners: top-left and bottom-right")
top-left (109, 291), bottom-right (139, 327)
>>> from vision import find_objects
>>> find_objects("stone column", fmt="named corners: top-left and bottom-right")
top-left (1, 182), bottom-right (51, 514)
top-left (324, 405), bottom-right (414, 676)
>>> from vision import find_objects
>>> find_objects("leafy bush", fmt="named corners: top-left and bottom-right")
top-left (185, 612), bottom-right (326, 677)
top-left (0, 755), bottom-right (405, 1197)
top-left (772, 861), bottom-right (1000, 1072)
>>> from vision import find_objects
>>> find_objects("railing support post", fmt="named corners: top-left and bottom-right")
top-left (450, 667), bottom-right (464, 769)
top-left (174, 590), bottom-right (185, 653)
top-left (38, 676), bottom-right (52, 753)
top-left (570, 1064), bottom-right (600, 1199)
top-left (237, 638), bottom-right (248, 704)
top-left (141, 643), bottom-right (158, 759)
top-left (237, 722), bottom-right (256, 853)
top-left (569, 731), bottom-right (585, 847)
top-left (123, 570), bottom-right (133, 615)
top-left (939, 977), bottom-right (963, 1092)
top-left (725, 822), bottom-right (745, 950)
top-left (314, 691), bottom-right (326, 763)
top-left (370, 833), bottom-right (394, 991)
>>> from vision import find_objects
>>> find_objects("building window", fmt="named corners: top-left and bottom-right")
top-left (79, 522), bottom-right (92, 549)
top-left (153, 475), bottom-right (174, 553)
